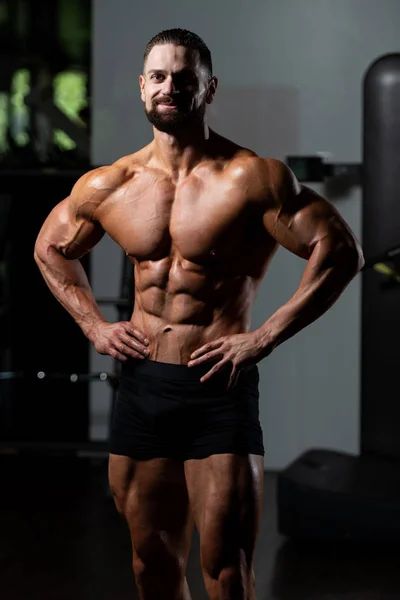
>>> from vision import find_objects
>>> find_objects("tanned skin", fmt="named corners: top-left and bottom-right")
top-left (34, 42), bottom-right (364, 600)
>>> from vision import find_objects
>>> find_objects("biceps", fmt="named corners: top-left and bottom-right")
top-left (264, 186), bottom-right (352, 259)
top-left (59, 218), bottom-right (105, 259)
top-left (35, 198), bottom-right (105, 260)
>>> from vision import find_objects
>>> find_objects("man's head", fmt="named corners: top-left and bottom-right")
top-left (140, 28), bottom-right (217, 134)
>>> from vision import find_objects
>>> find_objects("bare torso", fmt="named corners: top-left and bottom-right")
top-left (95, 133), bottom-right (278, 363)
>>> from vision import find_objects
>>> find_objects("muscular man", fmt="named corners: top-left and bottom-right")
top-left (34, 28), bottom-right (364, 600)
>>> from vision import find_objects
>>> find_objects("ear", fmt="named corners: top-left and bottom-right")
top-left (139, 74), bottom-right (145, 102)
top-left (206, 76), bottom-right (218, 105)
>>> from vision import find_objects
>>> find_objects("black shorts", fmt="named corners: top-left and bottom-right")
top-left (109, 359), bottom-right (264, 461)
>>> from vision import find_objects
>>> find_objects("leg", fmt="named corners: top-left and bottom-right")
top-left (109, 453), bottom-right (194, 600)
top-left (185, 453), bottom-right (264, 600)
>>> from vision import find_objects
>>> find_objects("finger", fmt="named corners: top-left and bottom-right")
top-left (120, 334), bottom-right (149, 357)
top-left (200, 360), bottom-right (229, 383)
top-left (109, 348), bottom-right (128, 362)
top-left (227, 366), bottom-right (239, 390)
top-left (114, 342), bottom-right (146, 360)
top-left (125, 324), bottom-right (149, 346)
top-left (188, 348), bottom-right (224, 367)
top-left (190, 339), bottom-right (224, 360)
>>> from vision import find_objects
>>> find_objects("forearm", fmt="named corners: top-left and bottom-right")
top-left (34, 245), bottom-right (106, 341)
top-left (258, 238), bottom-right (364, 351)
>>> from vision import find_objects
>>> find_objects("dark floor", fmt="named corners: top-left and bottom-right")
top-left (1, 455), bottom-right (400, 600)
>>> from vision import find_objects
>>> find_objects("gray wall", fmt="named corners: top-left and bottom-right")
top-left (91, 0), bottom-right (399, 468)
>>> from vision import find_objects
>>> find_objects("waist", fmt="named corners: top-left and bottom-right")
top-left (121, 358), bottom-right (258, 384)
top-left (131, 312), bottom-right (250, 364)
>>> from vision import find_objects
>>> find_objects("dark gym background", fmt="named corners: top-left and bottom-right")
top-left (0, 0), bottom-right (92, 446)
top-left (1, 1), bottom-right (400, 599)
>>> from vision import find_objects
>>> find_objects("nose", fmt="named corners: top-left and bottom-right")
top-left (161, 75), bottom-right (177, 96)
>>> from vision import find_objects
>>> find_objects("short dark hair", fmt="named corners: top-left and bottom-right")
top-left (143, 28), bottom-right (213, 77)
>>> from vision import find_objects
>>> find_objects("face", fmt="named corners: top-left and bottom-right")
top-left (140, 44), bottom-right (217, 134)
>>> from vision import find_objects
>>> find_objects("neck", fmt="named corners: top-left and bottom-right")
top-left (152, 121), bottom-right (212, 178)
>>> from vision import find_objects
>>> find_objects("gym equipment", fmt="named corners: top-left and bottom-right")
top-left (278, 54), bottom-right (400, 541)
top-left (0, 370), bottom-right (118, 455)
top-left (286, 155), bottom-right (361, 184)
top-left (0, 171), bottom-right (90, 445)
top-left (278, 449), bottom-right (400, 541)
top-left (0, 168), bottom-right (133, 453)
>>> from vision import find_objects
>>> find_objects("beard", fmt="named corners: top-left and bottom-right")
top-left (145, 97), bottom-right (206, 134)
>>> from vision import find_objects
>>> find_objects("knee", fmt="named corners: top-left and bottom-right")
top-left (132, 543), bottom-right (185, 595)
top-left (218, 566), bottom-right (245, 596)
top-left (203, 550), bottom-right (251, 600)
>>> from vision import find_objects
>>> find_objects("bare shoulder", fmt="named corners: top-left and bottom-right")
top-left (70, 149), bottom-right (148, 218)
top-left (69, 164), bottom-right (125, 217)
top-left (261, 157), bottom-right (301, 205)
top-left (224, 154), bottom-right (299, 205)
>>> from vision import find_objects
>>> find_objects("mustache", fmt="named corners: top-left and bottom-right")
top-left (154, 96), bottom-right (184, 106)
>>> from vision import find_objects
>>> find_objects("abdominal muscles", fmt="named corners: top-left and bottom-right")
top-left (130, 255), bottom-right (255, 364)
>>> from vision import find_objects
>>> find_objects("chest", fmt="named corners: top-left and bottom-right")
top-left (97, 172), bottom-right (252, 262)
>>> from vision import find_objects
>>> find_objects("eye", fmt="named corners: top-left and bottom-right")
top-left (151, 73), bottom-right (164, 81)
top-left (180, 73), bottom-right (198, 87)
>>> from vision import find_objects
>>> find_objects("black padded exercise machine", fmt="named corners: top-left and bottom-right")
top-left (278, 54), bottom-right (400, 541)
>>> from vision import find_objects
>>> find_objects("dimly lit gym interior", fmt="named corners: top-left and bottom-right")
top-left (2, 2), bottom-right (400, 599)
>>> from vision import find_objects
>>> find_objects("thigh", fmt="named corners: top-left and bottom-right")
top-left (109, 454), bottom-right (194, 567)
top-left (184, 453), bottom-right (264, 572)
